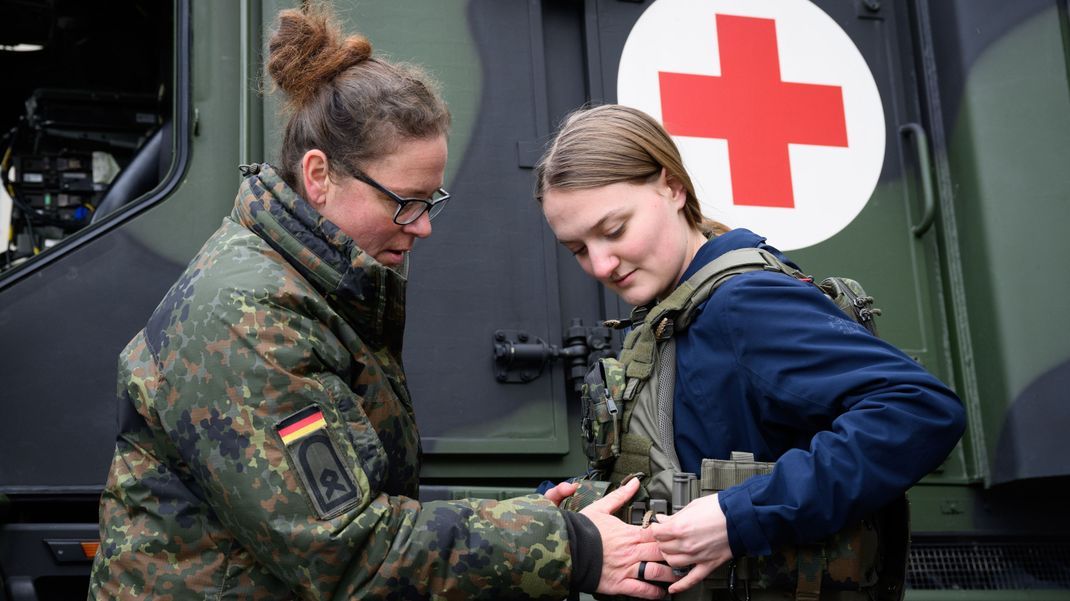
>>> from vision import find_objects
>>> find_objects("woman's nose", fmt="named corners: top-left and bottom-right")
top-left (588, 246), bottom-right (619, 280)
top-left (402, 211), bottom-right (433, 238)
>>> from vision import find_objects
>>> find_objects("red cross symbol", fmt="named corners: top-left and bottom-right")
top-left (659, 14), bottom-right (848, 208)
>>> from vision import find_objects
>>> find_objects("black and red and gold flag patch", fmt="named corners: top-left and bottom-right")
top-left (278, 406), bottom-right (328, 444)
top-left (275, 406), bottom-right (360, 519)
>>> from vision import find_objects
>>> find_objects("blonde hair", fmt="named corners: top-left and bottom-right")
top-left (266, 3), bottom-right (450, 191)
top-left (535, 104), bottom-right (728, 236)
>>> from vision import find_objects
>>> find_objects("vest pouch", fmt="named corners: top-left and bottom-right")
top-left (748, 519), bottom-right (879, 594)
top-left (818, 276), bottom-right (881, 336)
top-left (675, 518), bottom-right (888, 601)
top-left (667, 455), bottom-right (907, 601)
top-left (580, 358), bottom-right (626, 471)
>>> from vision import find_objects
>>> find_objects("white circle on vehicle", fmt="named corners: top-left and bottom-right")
top-left (617, 0), bottom-right (885, 250)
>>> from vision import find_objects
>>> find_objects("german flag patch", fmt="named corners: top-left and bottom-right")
top-left (278, 407), bottom-right (328, 444)
top-left (275, 406), bottom-right (360, 519)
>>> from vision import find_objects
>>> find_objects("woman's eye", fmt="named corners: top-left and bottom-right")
top-left (570, 246), bottom-right (587, 257)
top-left (606, 226), bottom-right (625, 239)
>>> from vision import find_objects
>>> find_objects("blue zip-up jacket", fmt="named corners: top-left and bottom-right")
top-left (673, 229), bottom-right (965, 558)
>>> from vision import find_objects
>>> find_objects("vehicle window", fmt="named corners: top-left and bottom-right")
top-left (0, 0), bottom-right (174, 274)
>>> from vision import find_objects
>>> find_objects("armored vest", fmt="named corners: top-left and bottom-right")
top-left (568, 247), bottom-right (908, 601)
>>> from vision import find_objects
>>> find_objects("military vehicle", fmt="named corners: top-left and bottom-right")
top-left (1, 0), bottom-right (1068, 599)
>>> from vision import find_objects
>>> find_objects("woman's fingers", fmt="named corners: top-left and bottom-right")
top-left (584, 476), bottom-right (640, 515)
top-left (615, 578), bottom-right (670, 600)
top-left (633, 560), bottom-right (677, 583)
top-left (584, 495), bottom-right (672, 598)
top-left (637, 495), bottom-right (735, 594)
top-left (542, 481), bottom-right (578, 506)
top-left (667, 561), bottom-right (715, 594)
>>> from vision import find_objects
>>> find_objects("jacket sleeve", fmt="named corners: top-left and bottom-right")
top-left (146, 285), bottom-right (586, 599)
top-left (700, 272), bottom-right (966, 557)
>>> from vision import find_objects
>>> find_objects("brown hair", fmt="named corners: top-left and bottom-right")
top-left (535, 104), bottom-right (728, 236)
top-left (266, 3), bottom-right (451, 192)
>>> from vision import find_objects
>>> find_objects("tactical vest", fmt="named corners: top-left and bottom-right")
top-left (567, 247), bottom-right (908, 601)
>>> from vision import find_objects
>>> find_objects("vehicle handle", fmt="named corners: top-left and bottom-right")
top-left (899, 122), bottom-right (937, 237)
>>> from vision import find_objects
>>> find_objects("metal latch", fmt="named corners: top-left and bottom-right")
top-left (492, 319), bottom-right (613, 390)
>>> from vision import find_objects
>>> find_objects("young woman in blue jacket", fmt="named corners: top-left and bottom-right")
top-left (535, 104), bottom-right (966, 594)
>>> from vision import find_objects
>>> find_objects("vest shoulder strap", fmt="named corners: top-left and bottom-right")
top-left (618, 246), bottom-right (802, 392)
top-left (668, 246), bottom-right (804, 331)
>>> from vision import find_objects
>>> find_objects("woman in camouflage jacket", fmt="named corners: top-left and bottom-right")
top-left (87, 6), bottom-right (669, 600)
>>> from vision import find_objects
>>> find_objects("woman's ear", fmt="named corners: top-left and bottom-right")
top-left (301, 150), bottom-right (331, 207)
top-left (662, 168), bottom-right (687, 209)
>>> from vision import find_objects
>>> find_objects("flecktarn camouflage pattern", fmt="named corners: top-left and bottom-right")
top-left (88, 165), bottom-right (574, 600)
top-left (579, 358), bottom-right (626, 472)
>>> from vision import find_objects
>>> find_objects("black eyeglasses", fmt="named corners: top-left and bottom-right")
top-left (350, 170), bottom-right (451, 225)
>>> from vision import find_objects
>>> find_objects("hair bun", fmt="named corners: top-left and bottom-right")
top-left (267, 6), bottom-right (372, 110)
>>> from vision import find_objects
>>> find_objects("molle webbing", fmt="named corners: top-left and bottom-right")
top-left (700, 452), bottom-right (776, 495)
top-left (610, 433), bottom-right (652, 486)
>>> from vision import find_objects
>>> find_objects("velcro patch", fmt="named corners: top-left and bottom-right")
top-left (276, 406), bottom-right (361, 519)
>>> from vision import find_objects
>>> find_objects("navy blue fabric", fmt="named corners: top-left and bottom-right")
top-left (672, 229), bottom-right (965, 557)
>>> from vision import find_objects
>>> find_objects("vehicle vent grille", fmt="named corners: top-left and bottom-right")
top-left (908, 540), bottom-right (1070, 590)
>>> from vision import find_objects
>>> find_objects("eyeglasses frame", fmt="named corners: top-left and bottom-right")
top-left (350, 169), bottom-right (450, 225)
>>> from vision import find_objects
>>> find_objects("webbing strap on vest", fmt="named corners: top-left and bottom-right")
top-left (619, 247), bottom-right (801, 399)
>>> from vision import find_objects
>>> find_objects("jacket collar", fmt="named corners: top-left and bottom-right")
top-left (232, 163), bottom-right (407, 357)
top-left (679, 228), bottom-right (799, 284)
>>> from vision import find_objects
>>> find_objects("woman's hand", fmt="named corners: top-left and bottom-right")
top-left (581, 478), bottom-right (677, 599)
top-left (647, 493), bottom-right (733, 594)
top-left (543, 481), bottom-right (579, 506)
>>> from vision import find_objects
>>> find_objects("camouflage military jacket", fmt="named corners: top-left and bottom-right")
top-left (88, 165), bottom-right (576, 600)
